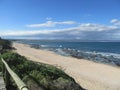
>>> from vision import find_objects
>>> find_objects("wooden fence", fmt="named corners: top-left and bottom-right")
top-left (1, 58), bottom-right (28, 90)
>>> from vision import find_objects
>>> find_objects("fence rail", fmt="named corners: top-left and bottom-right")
top-left (1, 58), bottom-right (28, 90)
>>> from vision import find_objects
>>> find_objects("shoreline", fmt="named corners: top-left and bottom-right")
top-left (13, 42), bottom-right (120, 90)
top-left (29, 43), bottom-right (120, 67)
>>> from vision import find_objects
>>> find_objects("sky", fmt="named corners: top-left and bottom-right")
top-left (0, 0), bottom-right (120, 40)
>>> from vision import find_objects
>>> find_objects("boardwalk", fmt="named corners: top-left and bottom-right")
top-left (0, 77), bottom-right (6, 90)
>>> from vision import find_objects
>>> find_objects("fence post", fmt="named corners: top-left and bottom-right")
top-left (2, 62), bottom-right (5, 76)
top-left (2, 62), bottom-right (10, 89)
top-left (5, 67), bottom-right (10, 89)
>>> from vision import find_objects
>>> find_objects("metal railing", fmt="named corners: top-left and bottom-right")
top-left (1, 58), bottom-right (28, 90)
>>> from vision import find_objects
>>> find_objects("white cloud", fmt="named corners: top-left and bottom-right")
top-left (26, 21), bottom-right (55, 27)
top-left (0, 30), bottom-right (57, 36)
top-left (78, 23), bottom-right (117, 31)
top-left (110, 19), bottom-right (120, 26)
top-left (26, 20), bottom-right (76, 27)
top-left (1, 20), bottom-right (120, 40)
top-left (1, 23), bottom-right (118, 35)
top-left (57, 21), bottom-right (76, 25)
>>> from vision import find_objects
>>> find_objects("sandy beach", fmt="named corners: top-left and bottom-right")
top-left (13, 42), bottom-right (120, 90)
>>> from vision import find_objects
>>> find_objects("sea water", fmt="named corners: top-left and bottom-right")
top-left (16, 40), bottom-right (120, 66)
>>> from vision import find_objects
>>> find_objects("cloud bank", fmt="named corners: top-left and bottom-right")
top-left (1, 19), bottom-right (120, 40)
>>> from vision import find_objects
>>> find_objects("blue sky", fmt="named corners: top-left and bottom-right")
top-left (0, 0), bottom-right (120, 40)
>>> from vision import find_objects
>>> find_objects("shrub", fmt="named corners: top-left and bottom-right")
top-left (0, 39), bottom-right (12, 50)
top-left (1, 52), bottom-right (85, 90)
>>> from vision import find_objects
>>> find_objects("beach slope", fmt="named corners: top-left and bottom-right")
top-left (13, 42), bottom-right (120, 90)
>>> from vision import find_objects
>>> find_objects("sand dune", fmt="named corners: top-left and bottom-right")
top-left (13, 42), bottom-right (120, 90)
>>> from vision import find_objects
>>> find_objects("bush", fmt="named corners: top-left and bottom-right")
top-left (0, 39), bottom-right (12, 49)
top-left (1, 52), bottom-right (85, 90)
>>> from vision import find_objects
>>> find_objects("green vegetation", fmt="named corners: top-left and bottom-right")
top-left (0, 38), bottom-right (12, 72)
top-left (1, 52), bottom-right (84, 90)
top-left (0, 38), bottom-right (84, 90)
top-left (0, 38), bottom-right (12, 53)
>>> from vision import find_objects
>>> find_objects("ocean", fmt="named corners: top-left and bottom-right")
top-left (17, 40), bottom-right (120, 54)
top-left (16, 40), bottom-right (120, 66)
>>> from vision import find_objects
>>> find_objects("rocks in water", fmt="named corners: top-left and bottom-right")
top-left (54, 48), bottom-right (70, 56)
top-left (29, 44), bottom-right (120, 67)
top-left (62, 48), bottom-right (120, 67)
